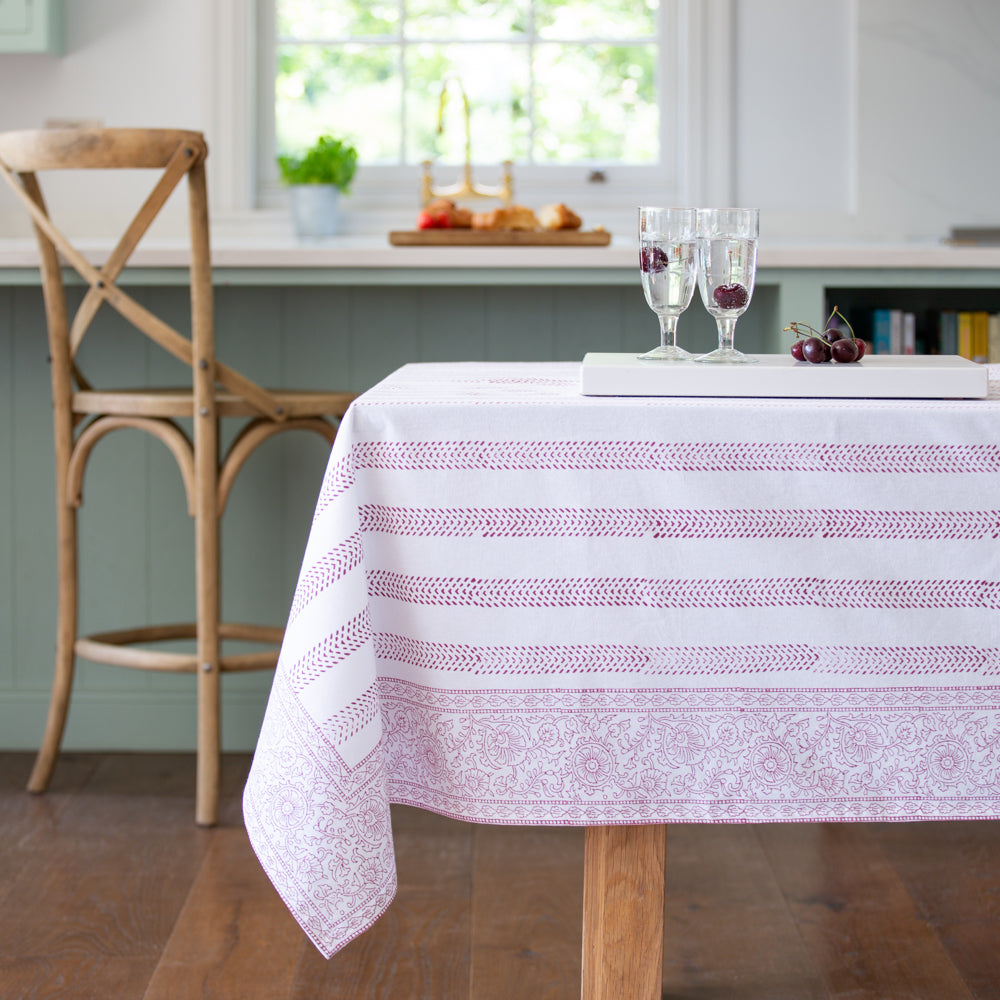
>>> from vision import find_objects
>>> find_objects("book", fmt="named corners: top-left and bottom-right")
top-left (939, 310), bottom-right (958, 355)
top-left (958, 312), bottom-right (974, 359)
top-left (872, 309), bottom-right (892, 354)
top-left (889, 309), bottom-right (903, 353)
top-left (902, 312), bottom-right (916, 355)
top-left (972, 311), bottom-right (989, 363)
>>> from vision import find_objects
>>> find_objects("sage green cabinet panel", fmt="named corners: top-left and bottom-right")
top-left (0, 0), bottom-right (62, 54)
top-left (0, 269), bottom-right (995, 752)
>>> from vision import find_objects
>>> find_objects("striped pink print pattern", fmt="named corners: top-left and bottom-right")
top-left (358, 505), bottom-right (1000, 540)
top-left (367, 572), bottom-right (1000, 611)
top-left (352, 440), bottom-right (1000, 474)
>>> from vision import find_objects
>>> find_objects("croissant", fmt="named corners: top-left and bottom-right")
top-left (538, 203), bottom-right (582, 230)
top-left (471, 205), bottom-right (538, 231)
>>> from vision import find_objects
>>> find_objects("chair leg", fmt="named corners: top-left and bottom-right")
top-left (27, 499), bottom-right (78, 793)
top-left (194, 416), bottom-right (221, 827)
top-left (195, 655), bottom-right (221, 826)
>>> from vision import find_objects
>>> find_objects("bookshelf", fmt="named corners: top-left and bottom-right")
top-left (823, 286), bottom-right (1000, 360)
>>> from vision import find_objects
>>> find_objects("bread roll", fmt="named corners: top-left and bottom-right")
top-left (471, 205), bottom-right (538, 231)
top-left (538, 203), bottom-right (582, 230)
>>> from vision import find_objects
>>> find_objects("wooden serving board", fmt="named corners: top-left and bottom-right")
top-left (580, 352), bottom-right (990, 399)
top-left (389, 229), bottom-right (611, 246)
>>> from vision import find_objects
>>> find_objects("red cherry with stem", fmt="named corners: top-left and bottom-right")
top-left (801, 337), bottom-right (831, 363)
top-left (790, 339), bottom-right (806, 361)
top-left (831, 338), bottom-right (859, 363)
top-left (854, 338), bottom-right (867, 359)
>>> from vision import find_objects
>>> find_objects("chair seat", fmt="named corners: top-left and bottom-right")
top-left (73, 386), bottom-right (356, 419)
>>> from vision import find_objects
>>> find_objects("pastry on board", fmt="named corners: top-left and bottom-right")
top-left (424, 197), bottom-right (473, 228)
top-left (471, 205), bottom-right (538, 231)
top-left (537, 203), bottom-right (582, 230)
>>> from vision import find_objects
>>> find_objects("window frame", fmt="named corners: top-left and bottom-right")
top-left (209, 0), bottom-right (734, 231)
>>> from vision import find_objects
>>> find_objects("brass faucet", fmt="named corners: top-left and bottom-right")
top-left (419, 74), bottom-right (513, 206)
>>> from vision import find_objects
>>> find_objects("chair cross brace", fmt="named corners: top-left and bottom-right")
top-left (0, 145), bottom-right (286, 422)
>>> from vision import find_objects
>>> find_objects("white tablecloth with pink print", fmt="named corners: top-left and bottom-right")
top-left (244, 360), bottom-right (1000, 957)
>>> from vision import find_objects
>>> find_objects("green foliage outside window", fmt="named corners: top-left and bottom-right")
top-left (274, 0), bottom-right (660, 168)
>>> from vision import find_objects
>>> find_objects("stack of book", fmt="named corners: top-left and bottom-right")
top-left (869, 307), bottom-right (999, 362)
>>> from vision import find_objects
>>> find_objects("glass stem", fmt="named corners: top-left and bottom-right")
top-left (715, 315), bottom-right (737, 353)
top-left (659, 313), bottom-right (679, 350)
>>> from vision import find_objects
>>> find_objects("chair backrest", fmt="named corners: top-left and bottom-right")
top-left (0, 127), bottom-right (282, 420)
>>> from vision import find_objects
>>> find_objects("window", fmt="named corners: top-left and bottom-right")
top-left (223, 1), bottom-right (731, 227)
top-left (271, 0), bottom-right (659, 168)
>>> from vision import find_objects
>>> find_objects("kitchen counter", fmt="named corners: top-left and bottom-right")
top-left (2, 234), bottom-right (1000, 282)
top-left (4, 228), bottom-right (1000, 756)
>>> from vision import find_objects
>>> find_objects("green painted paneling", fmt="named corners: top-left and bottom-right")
top-left (352, 286), bottom-right (421, 389)
top-left (416, 285), bottom-right (488, 362)
top-left (0, 292), bottom-right (13, 691)
top-left (1, 269), bottom-right (997, 752)
top-left (485, 286), bottom-right (556, 361)
top-left (11, 286), bottom-right (58, 701)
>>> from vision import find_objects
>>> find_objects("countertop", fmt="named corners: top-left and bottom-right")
top-left (2, 234), bottom-right (1000, 271)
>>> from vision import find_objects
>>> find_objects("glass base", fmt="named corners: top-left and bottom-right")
top-left (695, 347), bottom-right (758, 364)
top-left (637, 344), bottom-right (692, 361)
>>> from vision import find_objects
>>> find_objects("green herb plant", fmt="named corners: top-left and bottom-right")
top-left (277, 135), bottom-right (359, 193)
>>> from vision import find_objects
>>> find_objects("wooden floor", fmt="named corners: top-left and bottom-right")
top-left (2, 753), bottom-right (999, 999)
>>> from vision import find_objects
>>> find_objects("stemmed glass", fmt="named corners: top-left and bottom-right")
top-left (637, 207), bottom-right (698, 361)
top-left (695, 208), bottom-right (759, 364)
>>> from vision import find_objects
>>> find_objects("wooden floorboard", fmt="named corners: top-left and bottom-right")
top-left (470, 824), bottom-right (584, 1000)
top-left (758, 823), bottom-right (976, 1000)
top-left (142, 827), bottom-right (304, 1000)
top-left (1, 753), bottom-right (999, 999)
top-left (662, 823), bottom-right (829, 1000)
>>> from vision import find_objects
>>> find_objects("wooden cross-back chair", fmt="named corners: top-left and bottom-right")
top-left (0, 128), bottom-right (356, 825)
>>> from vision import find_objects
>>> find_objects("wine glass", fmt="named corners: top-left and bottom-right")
top-left (637, 207), bottom-right (698, 361)
top-left (695, 208), bottom-right (759, 364)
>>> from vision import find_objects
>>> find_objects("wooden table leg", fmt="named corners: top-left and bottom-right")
top-left (581, 824), bottom-right (666, 1000)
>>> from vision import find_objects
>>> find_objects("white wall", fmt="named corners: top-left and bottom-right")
top-left (0, 0), bottom-right (212, 238)
top-left (735, 0), bottom-right (1000, 242)
top-left (0, 0), bottom-right (997, 242)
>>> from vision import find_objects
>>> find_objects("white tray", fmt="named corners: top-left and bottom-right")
top-left (580, 353), bottom-right (989, 399)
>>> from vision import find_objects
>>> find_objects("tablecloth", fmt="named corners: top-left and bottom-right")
top-left (244, 360), bottom-right (1000, 957)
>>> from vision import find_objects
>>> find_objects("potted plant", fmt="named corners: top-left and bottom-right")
top-left (277, 134), bottom-right (359, 238)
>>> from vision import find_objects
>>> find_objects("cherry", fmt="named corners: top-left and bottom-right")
top-left (854, 338), bottom-right (867, 359)
top-left (801, 337), bottom-right (831, 363)
top-left (830, 338), bottom-right (859, 363)
top-left (416, 209), bottom-right (436, 230)
top-left (640, 246), bottom-right (669, 273)
top-left (790, 339), bottom-right (806, 361)
top-left (823, 327), bottom-right (845, 344)
top-left (713, 283), bottom-right (749, 310)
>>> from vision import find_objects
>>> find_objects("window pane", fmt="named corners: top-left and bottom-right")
top-left (532, 44), bottom-right (657, 162)
top-left (405, 44), bottom-right (530, 164)
top-left (277, 0), bottom-right (400, 38)
top-left (534, 0), bottom-right (657, 39)
top-left (275, 44), bottom-right (401, 163)
top-left (404, 0), bottom-right (527, 40)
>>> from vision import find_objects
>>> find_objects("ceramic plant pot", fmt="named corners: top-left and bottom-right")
top-left (288, 184), bottom-right (341, 238)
